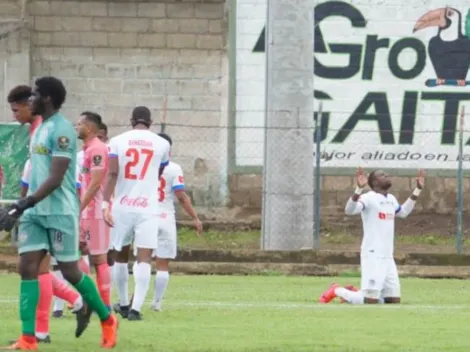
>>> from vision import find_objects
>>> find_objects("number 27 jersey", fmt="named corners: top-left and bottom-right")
top-left (108, 129), bottom-right (170, 214)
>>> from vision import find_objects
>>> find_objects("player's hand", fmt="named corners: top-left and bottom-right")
top-left (0, 207), bottom-right (18, 232)
top-left (10, 196), bottom-right (36, 218)
top-left (79, 241), bottom-right (89, 255)
top-left (356, 167), bottom-right (368, 188)
top-left (416, 169), bottom-right (424, 189)
top-left (103, 207), bottom-right (114, 227)
top-left (194, 218), bottom-right (203, 236)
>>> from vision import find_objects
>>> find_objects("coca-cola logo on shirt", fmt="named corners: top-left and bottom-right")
top-left (378, 212), bottom-right (394, 220)
top-left (120, 196), bottom-right (149, 208)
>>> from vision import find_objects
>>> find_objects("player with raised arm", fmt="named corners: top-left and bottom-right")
top-left (147, 133), bottom-right (202, 311)
top-left (319, 168), bottom-right (424, 305)
top-left (76, 112), bottom-right (111, 310)
top-left (8, 85), bottom-right (84, 343)
top-left (103, 106), bottom-right (170, 321)
top-left (0, 77), bottom-right (118, 350)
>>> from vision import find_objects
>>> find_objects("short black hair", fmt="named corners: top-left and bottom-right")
top-left (35, 76), bottom-right (66, 110)
top-left (158, 132), bottom-right (172, 146)
top-left (81, 111), bottom-right (103, 128)
top-left (99, 122), bottom-right (108, 134)
top-left (367, 169), bottom-right (378, 188)
top-left (7, 85), bottom-right (31, 104)
top-left (131, 106), bottom-right (151, 127)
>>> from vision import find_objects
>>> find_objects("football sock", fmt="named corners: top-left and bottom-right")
top-left (52, 270), bottom-right (66, 311)
top-left (334, 287), bottom-right (364, 305)
top-left (131, 262), bottom-right (151, 312)
top-left (51, 272), bottom-right (82, 310)
top-left (115, 262), bottom-right (129, 306)
top-left (20, 280), bottom-right (40, 336)
top-left (96, 263), bottom-right (111, 306)
top-left (154, 271), bottom-right (170, 304)
top-left (36, 273), bottom-right (52, 337)
top-left (73, 273), bottom-right (110, 321)
top-left (78, 256), bottom-right (90, 274)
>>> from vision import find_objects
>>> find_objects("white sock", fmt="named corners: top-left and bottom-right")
top-left (334, 287), bottom-right (364, 305)
top-left (378, 296), bottom-right (384, 304)
top-left (131, 262), bottom-right (151, 313)
top-left (115, 262), bottom-right (129, 306)
top-left (35, 332), bottom-right (48, 339)
top-left (153, 271), bottom-right (170, 304)
top-left (52, 270), bottom-right (65, 311)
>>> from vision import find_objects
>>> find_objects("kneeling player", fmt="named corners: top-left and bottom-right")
top-left (319, 168), bottom-right (423, 304)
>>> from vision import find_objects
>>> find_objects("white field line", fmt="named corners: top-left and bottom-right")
top-left (0, 298), bottom-right (468, 310)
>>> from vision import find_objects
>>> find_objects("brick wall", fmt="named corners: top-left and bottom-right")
top-left (27, 0), bottom-right (228, 212)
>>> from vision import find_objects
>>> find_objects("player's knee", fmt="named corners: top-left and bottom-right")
top-left (116, 246), bottom-right (130, 263)
top-left (107, 251), bottom-right (115, 266)
top-left (18, 252), bottom-right (43, 279)
top-left (156, 258), bottom-right (170, 271)
top-left (57, 261), bottom-right (82, 285)
top-left (136, 248), bottom-right (153, 263)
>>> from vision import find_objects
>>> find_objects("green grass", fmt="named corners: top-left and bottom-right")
top-left (1, 275), bottom-right (470, 351)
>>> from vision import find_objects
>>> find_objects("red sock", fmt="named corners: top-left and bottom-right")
top-left (96, 263), bottom-right (111, 306)
top-left (36, 273), bottom-right (53, 336)
top-left (78, 257), bottom-right (90, 274)
top-left (51, 273), bottom-right (80, 305)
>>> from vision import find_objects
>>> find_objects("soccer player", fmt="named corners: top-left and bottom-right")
top-left (103, 106), bottom-right (170, 321)
top-left (76, 111), bottom-right (111, 309)
top-left (319, 168), bottom-right (424, 305)
top-left (1, 77), bottom-right (117, 350)
top-left (150, 133), bottom-right (202, 311)
top-left (8, 85), bottom-right (84, 343)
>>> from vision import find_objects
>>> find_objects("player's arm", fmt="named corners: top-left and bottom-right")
top-left (103, 141), bottom-right (118, 205)
top-left (395, 170), bottom-right (424, 219)
top-left (345, 167), bottom-right (369, 215)
top-left (20, 160), bottom-right (30, 198)
top-left (159, 141), bottom-right (170, 178)
top-left (80, 146), bottom-right (107, 213)
top-left (173, 168), bottom-right (201, 226)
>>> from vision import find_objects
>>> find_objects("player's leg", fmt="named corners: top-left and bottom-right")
top-left (50, 256), bottom-right (66, 317)
top-left (152, 215), bottom-right (177, 311)
top-left (83, 219), bottom-right (111, 310)
top-left (129, 214), bottom-right (160, 321)
top-left (6, 215), bottom-right (49, 350)
top-left (382, 258), bottom-right (401, 304)
top-left (35, 255), bottom-right (53, 343)
top-left (48, 215), bottom-right (117, 348)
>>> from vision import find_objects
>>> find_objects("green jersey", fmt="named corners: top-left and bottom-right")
top-left (25, 113), bottom-right (79, 216)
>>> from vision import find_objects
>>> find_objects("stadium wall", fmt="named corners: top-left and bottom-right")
top-left (0, 0), bottom-right (467, 222)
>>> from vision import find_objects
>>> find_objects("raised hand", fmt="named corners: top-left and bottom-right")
top-left (416, 169), bottom-right (424, 189)
top-left (356, 167), bottom-right (368, 188)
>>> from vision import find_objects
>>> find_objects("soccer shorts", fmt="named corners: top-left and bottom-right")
top-left (17, 214), bottom-right (80, 263)
top-left (80, 219), bottom-right (110, 255)
top-left (360, 256), bottom-right (400, 299)
top-left (109, 210), bottom-right (159, 252)
top-left (149, 213), bottom-right (177, 259)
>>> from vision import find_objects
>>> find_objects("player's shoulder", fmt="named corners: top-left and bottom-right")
top-left (166, 161), bottom-right (182, 173)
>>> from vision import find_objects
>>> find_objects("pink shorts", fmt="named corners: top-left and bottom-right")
top-left (80, 219), bottom-right (110, 255)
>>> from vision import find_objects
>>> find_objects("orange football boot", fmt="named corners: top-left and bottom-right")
top-left (319, 283), bottom-right (339, 303)
top-left (1, 336), bottom-right (37, 351)
top-left (100, 314), bottom-right (118, 349)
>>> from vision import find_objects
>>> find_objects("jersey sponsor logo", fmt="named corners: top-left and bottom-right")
top-left (378, 212), bottom-right (394, 220)
top-left (57, 136), bottom-right (70, 150)
top-left (93, 155), bottom-right (102, 166)
top-left (120, 196), bottom-right (149, 208)
top-left (32, 144), bottom-right (50, 155)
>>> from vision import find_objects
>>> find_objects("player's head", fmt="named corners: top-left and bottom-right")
top-left (8, 85), bottom-right (33, 124)
top-left (368, 169), bottom-right (392, 191)
top-left (158, 133), bottom-right (172, 146)
top-left (76, 111), bottom-right (103, 140)
top-left (131, 106), bottom-right (152, 129)
top-left (30, 76), bottom-right (66, 116)
top-left (98, 122), bottom-right (108, 143)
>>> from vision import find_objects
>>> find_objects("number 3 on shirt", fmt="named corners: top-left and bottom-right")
top-left (158, 177), bottom-right (166, 202)
top-left (124, 148), bottom-right (154, 180)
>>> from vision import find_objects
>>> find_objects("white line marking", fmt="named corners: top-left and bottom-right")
top-left (0, 298), bottom-right (468, 310)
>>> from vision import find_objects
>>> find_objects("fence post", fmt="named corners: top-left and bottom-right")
top-left (457, 105), bottom-right (465, 254)
top-left (313, 102), bottom-right (322, 249)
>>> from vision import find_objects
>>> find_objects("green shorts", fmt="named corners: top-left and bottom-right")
top-left (17, 214), bottom-right (80, 262)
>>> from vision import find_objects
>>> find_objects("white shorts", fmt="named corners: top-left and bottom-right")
top-left (360, 256), bottom-right (400, 299)
top-left (150, 213), bottom-right (177, 259)
top-left (109, 210), bottom-right (160, 252)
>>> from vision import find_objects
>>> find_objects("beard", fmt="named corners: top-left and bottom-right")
top-left (382, 182), bottom-right (392, 190)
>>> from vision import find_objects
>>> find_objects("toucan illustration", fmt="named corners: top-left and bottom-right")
top-left (413, 8), bottom-right (470, 87)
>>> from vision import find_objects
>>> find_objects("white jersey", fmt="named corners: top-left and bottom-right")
top-left (358, 191), bottom-right (401, 258)
top-left (108, 129), bottom-right (170, 214)
top-left (21, 158), bottom-right (82, 189)
top-left (77, 150), bottom-right (84, 172)
top-left (159, 161), bottom-right (185, 214)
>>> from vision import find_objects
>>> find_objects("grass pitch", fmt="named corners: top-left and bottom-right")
top-left (0, 274), bottom-right (469, 351)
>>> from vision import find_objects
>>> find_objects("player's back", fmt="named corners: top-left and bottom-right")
top-left (109, 129), bottom-right (170, 214)
top-left (159, 161), bottom-right (184, 214)
top-left (27, 113), bottom-right (78, 216)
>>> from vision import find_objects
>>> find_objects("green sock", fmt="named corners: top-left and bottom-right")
top-left (20, 280), bottom-right (39, 336)
top-left (73, 274), bottom-right (110, 321)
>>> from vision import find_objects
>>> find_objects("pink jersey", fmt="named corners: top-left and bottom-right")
top-left (81, 137), bottom-right (108, 219)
